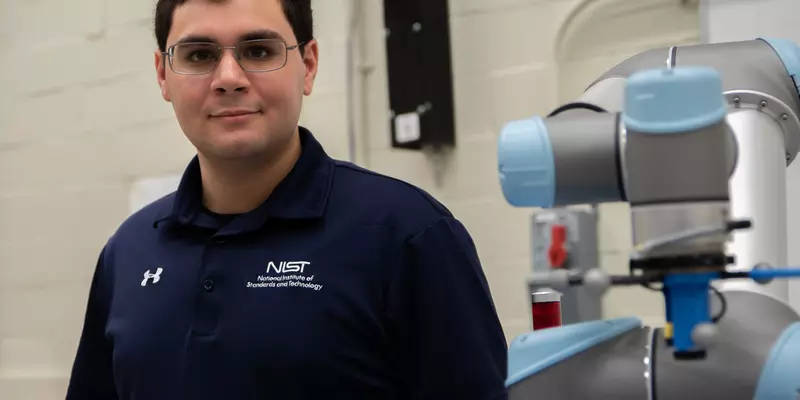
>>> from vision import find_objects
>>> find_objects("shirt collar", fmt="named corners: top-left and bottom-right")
top-left (154, 126), bottom-right (334, 234)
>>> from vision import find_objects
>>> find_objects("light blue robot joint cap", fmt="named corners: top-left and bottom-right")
top-left (753, 322), bottom-right (800, 399)
top-left (759, 37), bottom-right (800, 97)
top-left (497, 116), bottom-right (556, 208)
top-left (505, 317), bottom-right (643, 387)
top-left (622, 66), bottom-right (727, 134)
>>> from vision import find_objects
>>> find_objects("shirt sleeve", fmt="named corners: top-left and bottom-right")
top-left (66, 246), bottom-right (119, 399)
top-left (387, 217), bottom-right (509, 400)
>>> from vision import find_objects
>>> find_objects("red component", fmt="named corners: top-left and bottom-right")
top-left (532, 300), bottom-right (562, 330)
top-left (548, 224), bottom-right (568, 268)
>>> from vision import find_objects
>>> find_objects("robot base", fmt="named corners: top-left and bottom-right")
top-left (506, 290), bottom-right (800, 400)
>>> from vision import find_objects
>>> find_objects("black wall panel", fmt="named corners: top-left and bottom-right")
top-left (383, 0), bottom-right (456, 150)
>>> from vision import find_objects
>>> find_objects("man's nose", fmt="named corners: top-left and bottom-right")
top-left (212, 51), bottom-right (250, 93)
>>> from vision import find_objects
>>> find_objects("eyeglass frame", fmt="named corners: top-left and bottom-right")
top-left (162, 38), bottom-right (307, 75)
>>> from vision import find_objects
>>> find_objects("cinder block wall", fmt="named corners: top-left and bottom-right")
top-left (0, 0), bottom-right (707, 398)
top-left (0, 0), bottom-right (196, 397)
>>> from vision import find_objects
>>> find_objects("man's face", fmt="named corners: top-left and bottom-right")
top-left (155, 0), bottom-right (318, 162)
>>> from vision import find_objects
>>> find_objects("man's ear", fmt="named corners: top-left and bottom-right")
top-left (155, 50), bottom-right (171, 102)
top-left (302, 39), bottom-right (319, 96)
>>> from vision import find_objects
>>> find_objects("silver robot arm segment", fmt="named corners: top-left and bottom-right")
top-left (498, 38), bottom-right (800, 400)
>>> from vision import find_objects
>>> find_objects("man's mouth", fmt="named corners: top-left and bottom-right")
top-left (210, 109), bottom-right (261, 118)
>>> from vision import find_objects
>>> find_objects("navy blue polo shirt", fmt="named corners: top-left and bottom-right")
top-left (67, 127), bottom-right (508, 399)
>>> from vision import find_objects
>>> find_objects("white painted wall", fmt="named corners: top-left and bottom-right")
top-left (700, 0), bottom-right (800, 314)
top-left (1, 0), bottom-right (796, 398)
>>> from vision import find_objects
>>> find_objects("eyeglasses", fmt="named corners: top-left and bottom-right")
top-left (163, 38), bottom-right (305, 75)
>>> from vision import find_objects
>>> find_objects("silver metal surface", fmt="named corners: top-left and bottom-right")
top-left (574, 76), bottom-right (631, 201)
top-left (545, 113), bottom-right (624, 206)
top-left (531, 290), bottom-right (561, 303)
top-left (666, 46), bottom-right (677, 69)
top-left (630, 201), bottom-right (729, 259)
top-left (624, 120), bottom-right (731, 206)
top-left (644, 326), bottom-right (655, 400)
top-left (725, 90), bottom-right (800, 166)
top-left (577, 76), bottom-right (627, 112)
top-left (722, 108), bottom-right (789, 302)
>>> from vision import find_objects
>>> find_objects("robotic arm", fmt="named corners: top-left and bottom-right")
top-left (498, 38), bottom-right (800, 400)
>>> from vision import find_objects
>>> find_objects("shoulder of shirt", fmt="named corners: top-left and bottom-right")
top-left (330, 159), bottom-right (456, 233)
top-left (105, 191), bottom-right (177, 250)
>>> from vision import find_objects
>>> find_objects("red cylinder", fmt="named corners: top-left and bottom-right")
top-left (531, 291), bottom-right (562, 330)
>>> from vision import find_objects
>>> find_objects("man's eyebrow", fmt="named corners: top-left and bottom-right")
top-left (239, 29), bottom-right (285, 42)
top-left (174, 34), bottom-right (217, 45)
top-left (172, 30), bottom-right (286, 47)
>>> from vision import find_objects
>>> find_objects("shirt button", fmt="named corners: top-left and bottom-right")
top-left (203, 279), bottom-right (215, 292)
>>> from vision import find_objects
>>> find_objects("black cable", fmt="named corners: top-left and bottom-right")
top-left (546, 102), bottom-right (607, 117)
top-left (610, 275), bottom-right (646, 285)
top-left (640, 281), bottom-right (663, 292)
top-left (726, 219), bottom-right (752, 231)
top-left (710, 285), bottom-right (727, 323)
top-left (637, 273), bottom-right (664, 291)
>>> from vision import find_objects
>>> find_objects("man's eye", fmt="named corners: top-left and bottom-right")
top-left (187, 50), bottom-right (215, 62)
top-left (244, 46), bottom-right (272, 59)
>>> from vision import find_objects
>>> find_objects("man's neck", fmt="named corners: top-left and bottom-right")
top-left (198, 131), bottom-right (302, 215)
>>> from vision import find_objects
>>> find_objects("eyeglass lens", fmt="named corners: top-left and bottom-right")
top-left (171, 39), bottom-right (288, 74)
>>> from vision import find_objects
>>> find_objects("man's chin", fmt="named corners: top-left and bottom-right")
top-left (203, 136), bottom-right (270, 161)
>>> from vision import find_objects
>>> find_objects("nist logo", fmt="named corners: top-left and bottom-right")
top-left (266, 261), bottom-right (310, 274)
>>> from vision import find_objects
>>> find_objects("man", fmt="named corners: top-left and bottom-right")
top-left (66, 0), bottom-right (508, 398)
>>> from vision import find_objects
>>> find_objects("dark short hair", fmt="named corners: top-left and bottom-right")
top-left (154, 0), bottom-right (313, 53)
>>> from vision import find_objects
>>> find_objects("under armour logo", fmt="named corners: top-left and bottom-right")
top-left (141, 268), bottom-right (163, 286)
